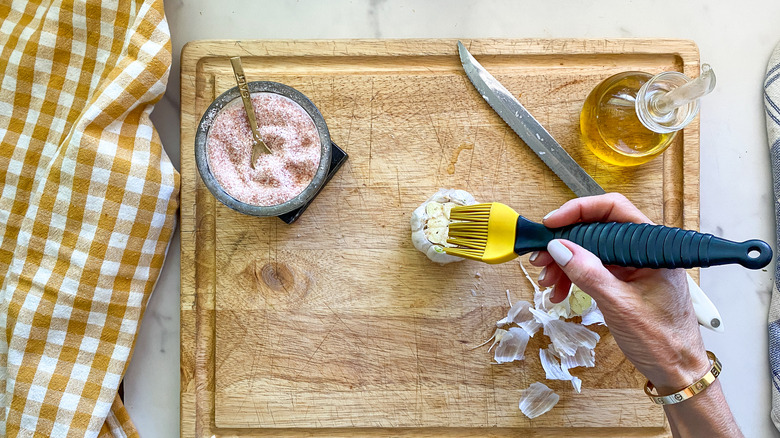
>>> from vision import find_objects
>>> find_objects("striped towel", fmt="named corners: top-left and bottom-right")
top-left (0, 1), bottom-right (178, 436)
top-left (767, 40), bottom-right (780, 432)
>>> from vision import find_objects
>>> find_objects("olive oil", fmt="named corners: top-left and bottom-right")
top-left (580, 72), bottom-right (675, 166)
top-left (580, 65), bottom-right (715, 167)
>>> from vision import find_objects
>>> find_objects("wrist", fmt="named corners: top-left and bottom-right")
top-left (663, 379), bottom-right (744, 437)
top-left (644, 347), bottom-right (711, 394)
top-left (646, 351), bottom-right (721, 406)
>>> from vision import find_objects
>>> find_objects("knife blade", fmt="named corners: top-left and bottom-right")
top-left (457, 42), bottom-right (604, 198)
top-left (457, 41), bottom-right (723, 333)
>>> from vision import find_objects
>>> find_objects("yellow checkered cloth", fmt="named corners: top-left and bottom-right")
top-left (0, 0), bottom-right (179, 436)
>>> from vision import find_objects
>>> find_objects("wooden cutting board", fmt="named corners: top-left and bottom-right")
top-left (180, 39), bottom-right (700, 437)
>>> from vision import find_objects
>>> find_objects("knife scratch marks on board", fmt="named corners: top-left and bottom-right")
top-left (345, 95), bottom-right (358, 150)
top-left (396, 168), bottom-right (402, 205)
top-left (492, 129), bottom-right (508, 200)
top-left (368, 79), bottom-right (374, 185)
top-left (447, 143), bottom-right (474, 175)
top-left (252, 399), bottom-right (261, 425)
top-left (237, 339), bottom-right (260, 418)
top-left (550, 78), bottom-right (584, 94)
top-left (414, 315), bottom-right (423, 419)
top-left (422, 99), bottom-right (446, 179)
top-left (563, 408), bottom-right (574, 428)
top-left (325, 302), bottom-right (369, 350)
top-left (266, 401), bottom-right (276, 426)
top-left (234, 41), bottom-right (253, 56)
top-left (300, 328), bottom-right (333, 374)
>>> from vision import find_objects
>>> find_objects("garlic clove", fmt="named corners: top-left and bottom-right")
top-left (568, 285), bottom-right (593, 316)
top-left (426, 227), bottom-right (448, 245)
top-left (580, 300), bottom-right (606, 326)
top-left (426, 216), bottom-right (449, 229)
top-left (425, 201), bottom-right (444, 218)
top-left (443, 202), bottom-right (457, 219)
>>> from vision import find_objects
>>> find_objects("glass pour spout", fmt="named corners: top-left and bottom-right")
top-left (652, 64), bottom-right (716, 115)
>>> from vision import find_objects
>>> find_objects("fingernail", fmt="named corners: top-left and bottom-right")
top-left (543, 208), bottom-right (559, 221)
top-left (547, 240), bottom-right (573, 267)
top-left (529, 251), bottom-right (539, 262)
top-left (538, 267), bottom-right (547, 282)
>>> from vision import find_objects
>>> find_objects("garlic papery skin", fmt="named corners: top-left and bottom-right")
top-left (518, 382), bottom-right (560, 419)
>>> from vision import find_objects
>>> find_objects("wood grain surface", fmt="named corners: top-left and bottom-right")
top-left (180, 39), bottom-right (701, 437)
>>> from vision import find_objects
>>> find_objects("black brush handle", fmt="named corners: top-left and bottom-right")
top-left (513, 216), bottom-right (772, 270)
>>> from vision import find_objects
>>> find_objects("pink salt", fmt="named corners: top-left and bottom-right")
top-left (206, 93), bottom-right (322, 206)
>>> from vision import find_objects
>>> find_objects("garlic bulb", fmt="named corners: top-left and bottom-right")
top-left (410, 188), bottom-right (477, 264)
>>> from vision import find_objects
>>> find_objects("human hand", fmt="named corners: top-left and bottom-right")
top-left (529, 193), bottom-right (710, 393)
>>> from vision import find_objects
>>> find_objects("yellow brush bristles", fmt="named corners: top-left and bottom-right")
top-left (444, 202), bottom-right (521, 264)
top-left (445, 204), bottom-right (493, 258)
top-left (442, 247), bottom-right (485, 261)
top-left (448, 203), bottom-right (493, 222)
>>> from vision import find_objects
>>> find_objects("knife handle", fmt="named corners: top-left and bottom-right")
top-left (546, 222), bottom-right (772, 270)
top-left (686, 274), bottom-right (723, 333)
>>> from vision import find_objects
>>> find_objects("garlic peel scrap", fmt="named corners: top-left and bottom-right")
top-left (571, 377), bottom-right (582, 393)
top-left (498, 300), bottom-right (542, 337)
top-left (534, 287), bottom-right (572, 319)
top-left (519, 261), bottom-right (542, 295)
top-left (556, 345), bottom-right (596, 370)
top-left (494, 327), bottom-right (529, 364)
top-left (539, 348), bottom-right (582, 393)
top-left (488, 328), bottom-right (508, 351)
top-left (518, 382), bottom-right (560, 419)
top-left (522, 265), bottom-right (596, 320)
top-left (530, 308), bottom-right (600, 357)
top-left (479, 261), bottom-right (607, 417)
top-left (410, 188), bottom-right (477, 264)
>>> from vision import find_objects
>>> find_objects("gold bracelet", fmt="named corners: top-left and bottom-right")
top-left (644, 351), bottom-right (721, 405)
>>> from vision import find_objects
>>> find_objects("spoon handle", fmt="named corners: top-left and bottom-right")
top-left (229, 57), bottom-right (270, 159)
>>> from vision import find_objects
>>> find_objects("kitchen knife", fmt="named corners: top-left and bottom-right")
top-left (457, 40), bottom-right (723, 333)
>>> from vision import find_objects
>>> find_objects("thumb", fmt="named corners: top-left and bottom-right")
top-left (546, 239), bottom-right (618, 304)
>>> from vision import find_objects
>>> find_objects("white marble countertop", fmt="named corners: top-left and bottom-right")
top-left (123, 1), bottom-right (780, 436)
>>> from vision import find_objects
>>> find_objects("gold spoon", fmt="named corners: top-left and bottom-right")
top-left (229, 56), bottom-right (271, 167)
